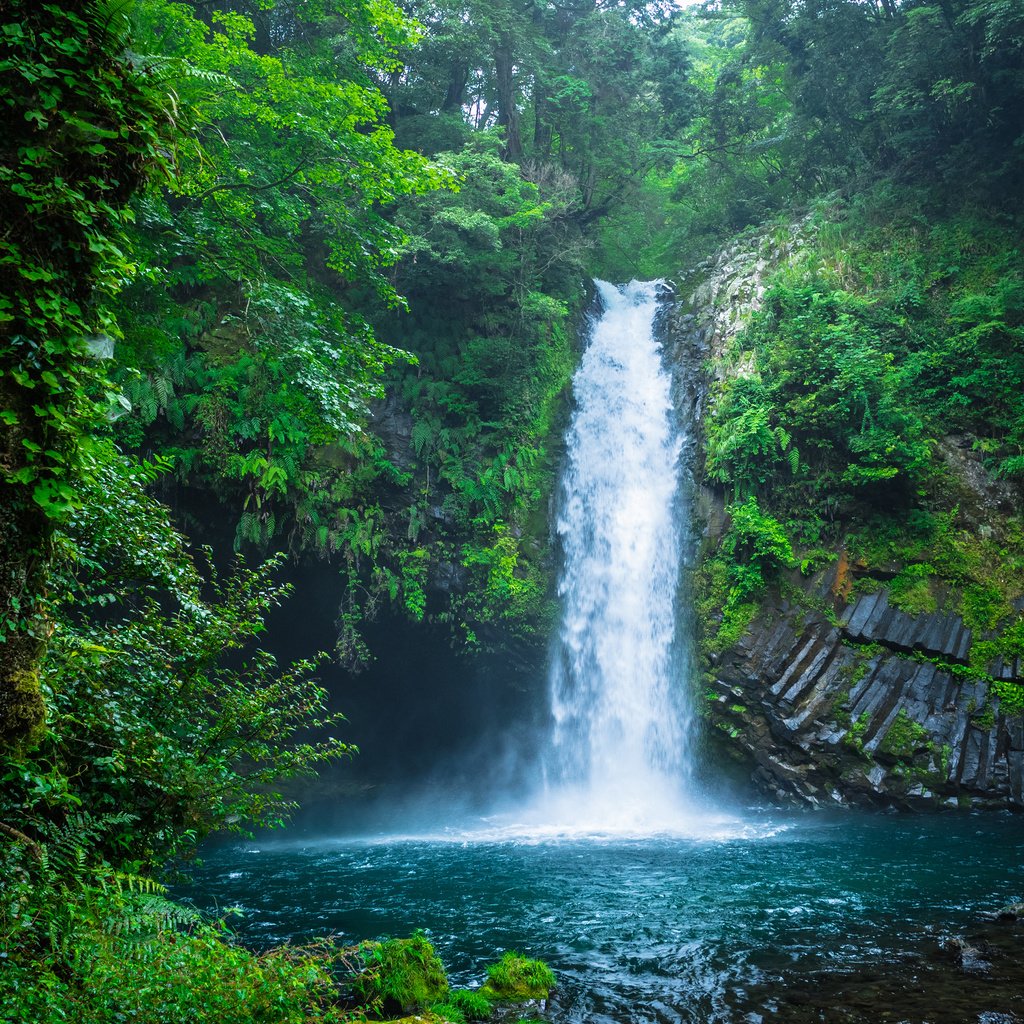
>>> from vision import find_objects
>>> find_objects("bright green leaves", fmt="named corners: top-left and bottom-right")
top-left (112, 0), bottom-right (449, 550)
top-left (707, 277), bottom-right (933, 522)
top-left (0, 3), bottom-right (172, 517)
top-left (925, 272), bottom-right (1024, 476)
top-left (706, 378), bottom-right (796, 499)
top-left (129, 0), bottom-right (445, 302)
top-left (33, 443), bottom-right (353, 868)
top-left (353, 134), bottom-right (580, 646)
top-left (0, 3), bottom-right (174, 741)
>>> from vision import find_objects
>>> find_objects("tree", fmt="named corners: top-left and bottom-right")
top-left (0, 0), bottom-right (172, 749)
top-left (113, 0), bottom-right (449, 550)
top-left (2, 443), bottom-right (352, 870)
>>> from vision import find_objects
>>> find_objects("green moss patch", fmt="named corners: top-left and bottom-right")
top-left (480, 952), bottom-right (555, 1002)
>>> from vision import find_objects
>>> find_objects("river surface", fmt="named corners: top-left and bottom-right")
top-left (183, 811), bottom-right (1024, 1023)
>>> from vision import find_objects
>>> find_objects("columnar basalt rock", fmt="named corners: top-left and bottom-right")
top-left (705, 563), bottom-right (1024, 809)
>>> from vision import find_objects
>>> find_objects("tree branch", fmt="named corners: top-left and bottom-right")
top-left (0, 820), bottom-right (43, 862)
top-left (187, 161), bottom-right (309, 203)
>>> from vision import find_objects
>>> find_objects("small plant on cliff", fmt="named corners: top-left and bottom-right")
top-left (878, 709), bottom-right (931, 763)
top-left (723, 496), bottom-right (795, 605)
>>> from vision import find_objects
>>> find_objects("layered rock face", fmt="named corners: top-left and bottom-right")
top-left (675, 224), bottom-right (1024, 810)
top-left (706, 566), bottom-right (1024, 809)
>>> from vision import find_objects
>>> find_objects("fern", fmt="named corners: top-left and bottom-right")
top-left (411, 419), bottom-right (437, 457)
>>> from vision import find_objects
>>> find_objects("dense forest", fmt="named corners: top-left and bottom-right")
top-left (1, 0), bottom-right (1022, 1020)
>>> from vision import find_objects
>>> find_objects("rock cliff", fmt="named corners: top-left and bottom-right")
top-left (674, 222), bottom-right (1024, 810)
top-left (706, 566), bottom-right (1024, 809)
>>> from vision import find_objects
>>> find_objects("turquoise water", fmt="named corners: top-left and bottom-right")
top-left (183, 812), bottom-right (1024, 1023)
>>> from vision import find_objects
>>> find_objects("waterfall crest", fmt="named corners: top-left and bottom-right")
top-left (540, 279), bottom-right (698, 832)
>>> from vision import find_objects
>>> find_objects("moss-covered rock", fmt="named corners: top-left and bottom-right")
top-left (0, 665), bottom-right (46, 752)
top-left (479, 952), bottom-right (555, 1003)
top-left (353, 933), bottom-right (449, 1016)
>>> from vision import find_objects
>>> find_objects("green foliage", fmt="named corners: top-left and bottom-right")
top-left (0, 0), bottom-right (172, 515)
top-left (708, 278), bottom-right (933, 521)
top-left (694, 498), bottom-right (790, 655)
top-left (353, 932), bottom-right (449, 1015)
top-left (0, 0), bottom-right (174, 747)
top-left (442, 988), bottom-right (494, 1020)
top-left (345, 137), bottom-right (583, 647)
top-left (695, 550), bottom-right (758, 655)
top-left (1, 444), bottom-right (353, 870)
top-left (481, 952), bottom-right (555, 1002)
top-left (888, 563), bottom-right (939, 616)
top-left (113, 0), bottom-right (448, 549)
top-left (0, 441), bottom-right (361, 1022)
top-left (0, 842), bottom-right (350, 1024)
top-left (452, 524), bottom-right (553, 647)
top-left (878, 709), bottom-right (931, 764)
top-left (843, 711), bottom-right (871, 756)
top-left (722, 496), bottom-right (794, 604)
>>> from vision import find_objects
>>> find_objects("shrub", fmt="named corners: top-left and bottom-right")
top-left (0, 850), bottom-right (348, 1024)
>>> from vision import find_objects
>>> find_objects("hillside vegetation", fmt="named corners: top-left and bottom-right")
top-left (1, 0), bottom-right (1022, 1019)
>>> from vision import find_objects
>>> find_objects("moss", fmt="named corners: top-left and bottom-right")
top-left (710, 601), bottom-right (759, 654)
top-left (878, 709), bottom-right (930, 762)
top-left (887, 564), bottom-right (938, 615)
top-left (974, 701), bottom-right (996, 730)
top-left (695, 548), bottom-right (761, 656)
top-left (480, 952), bottom-right (554, 1003)
top-left (960, 581), bottom-right (1009, 633)
top-left (0, 666), bottom-right (46, 751)
top-left (353, 933), bottom-right (449, 1015)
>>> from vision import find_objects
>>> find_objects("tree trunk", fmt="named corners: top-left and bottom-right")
top-left (534, 80), bottom-right (552, 158)
top-left (0, 381), bottom-right (49, 752)
top-left (442, 63), bottom-right (470, 113)
top-left (494, 35), bottom-right (523, 161)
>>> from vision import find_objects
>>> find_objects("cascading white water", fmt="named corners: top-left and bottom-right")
top-left (542, 279), bottom-right (696, 831)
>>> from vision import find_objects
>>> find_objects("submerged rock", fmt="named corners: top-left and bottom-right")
top-left (994, 902), bottom-right (1024, 922)
top-left (944, 935), bottom-right (993, 975)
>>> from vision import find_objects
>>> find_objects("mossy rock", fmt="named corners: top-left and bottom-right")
top-left (479, 952), bottom-right (555, 1003)
top-left (0, 666), bottom-right (46, 751)
top-left (353, 933), bottom-right (449, 1016)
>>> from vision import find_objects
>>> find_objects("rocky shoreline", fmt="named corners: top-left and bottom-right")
top-left (733, 902), bottom-right (1024, 1023)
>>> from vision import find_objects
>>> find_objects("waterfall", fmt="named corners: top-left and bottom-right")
top-left (542, 279), bottom-right (697, 831)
